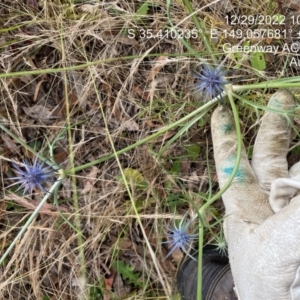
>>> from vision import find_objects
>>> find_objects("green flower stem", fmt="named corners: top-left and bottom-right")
top-left (65, 96), bottom-right (221, 175)
top-left (53, 189), bottom-right (82, 236)
top-left (199, 85), bottom-right (242, 224)
top-left (0, 53), bottom-right (192, 79)
top-left (0, 96), bottom-right (220, 178)
top-left (196, 85), bottom-right (242, 300)
top-left (0, 124), bottom-right (47, 162)
top-left (0, 124), bottom-right (65, 172)
top-left (232, 81), bottom-right (300, 91)
top-left (0, 177), bottom-right (63, 266)
top-left (196, 220), bottom-right (204, 300)
top-left (233, 92), bottom-right (298, 117)
top-left (0, 55), bottom-right (153, 78)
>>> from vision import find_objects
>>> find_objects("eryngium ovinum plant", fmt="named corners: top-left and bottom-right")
top-left (0, 61), bottom-right (299, 300)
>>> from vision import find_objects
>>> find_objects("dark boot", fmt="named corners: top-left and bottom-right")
top-left (177, 245), bottom-right (237, 300)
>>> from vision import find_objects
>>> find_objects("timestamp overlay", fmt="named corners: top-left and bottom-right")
top-left (127, 28), bottom-right (200, 40)
top-left (128, 14), bottom-right (300, 68)
top-left (214, 14), bottom-right (300, 67)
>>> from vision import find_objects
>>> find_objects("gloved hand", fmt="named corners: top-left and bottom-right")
top-left (211, 90), bottom-right (300, 300)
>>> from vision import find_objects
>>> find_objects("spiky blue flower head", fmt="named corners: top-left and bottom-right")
top-left (7, 156), bottom-right (56, 196)
top-left (162, 216), bottom-right (198, 259)
top-left (194, 65), bottom-right (227, 100)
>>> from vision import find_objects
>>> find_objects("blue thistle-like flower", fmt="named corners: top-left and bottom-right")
top-left (7, 157), bottom-right (56, 196)
top-left (194, 65), bottom-right (227, 100)
top-left (163, 216), bottom-right (198, 259)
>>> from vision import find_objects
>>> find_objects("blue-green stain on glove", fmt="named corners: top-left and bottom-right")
top-left (221, 165), bottom-right (244, 181)
top-left (220, 124), bottom-right (232, 134)
top-left (269, 97), bottom-right (282, 108)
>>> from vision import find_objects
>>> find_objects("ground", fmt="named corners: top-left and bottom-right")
top-left (0, 0), bottom-right (300, 299)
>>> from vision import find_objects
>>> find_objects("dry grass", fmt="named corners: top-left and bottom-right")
top-left (0, 0), bottom-right (300, 299)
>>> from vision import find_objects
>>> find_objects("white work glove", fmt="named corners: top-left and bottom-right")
top-left (211, 90), bottom-right (300, 300)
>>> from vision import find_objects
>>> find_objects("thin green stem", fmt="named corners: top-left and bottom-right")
top-left (0, 178), bottom-right (63, 265)
top-left (199, 85), bottom-right (242, 223)
top-left (233, 92), bottom-right (298, 117)
top-left (91, 70), bottom-right (171, 296)
top-left (232, 81), bottom-right (300, 91)
top-left (196, 85), bottom-right (242, 299)
top-left (60, 23), bottom-right (86, 282)
top-left (196, 222), bottom-right (204, 300)
top-left (195, 141), bottom-right (212, 300)
top-left (0, 124), bottom-right (65, 172)
top-left (166, 0), bottom-right (202, 59)
top-left (65, 108), bottom-right (86, 273)
top-left (0, 124), bottom-right (47, 162)
top-left (157, 110), bottom-right (210, 157)
top-left (65, 97), bottom-right (220, 175)
top-left (53, 191), bottom-right (83, 236)
top-left (182, 0), bottom-right (217, 64)
top-left (0, 52), bottom-right (194, 79)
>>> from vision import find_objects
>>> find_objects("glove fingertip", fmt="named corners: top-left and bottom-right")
top-left (211, 105), bottom-right (235, 136)
top-left (211, 105), bottom-right (253, 186)
top-left (252, 90), bottom-right (295, 190)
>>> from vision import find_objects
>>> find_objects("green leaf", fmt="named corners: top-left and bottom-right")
top-left (136, 2), bottom-right (150, 15)
top-left (136, 196), bottom-right (156, 212)
top-left (185, 144), bottom-right (201, 161)
top-left (198, 116), bottom-right (208, 127)
top-left (291, 146), bottom-right (300, 155)
top-left (165, 192), bottom-right (185, 209)
top-left (117, 168), bottom-right (148, 190)
top-left (28, 140), bottom-right (42, 152)
top-left (135, 1), bottom-right (151, 21)
top-left (89, 286), bottom-right (102, 300)
top-left (123, 168), bottom-right (144, 183)
top-left (112, 260), bottom-right (142, 287)
top-left (247, 145), bottom-right (254, 159)
top-left (250, 52), bottom-right (266, 71)
top-left (170, 159), bottom-right (181, 174)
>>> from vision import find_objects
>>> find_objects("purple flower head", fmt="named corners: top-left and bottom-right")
top-left (194, 65), bottom-right (227, 100)
top-left (163, 216), bottom-right (198, 259)
top-left (7, 156), bottom-right (56, 196)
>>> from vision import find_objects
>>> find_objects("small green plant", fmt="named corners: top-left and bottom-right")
top-left (112, 260), bottom-right (143, 288)
top-left (89, 285), bottom-right (103, 300)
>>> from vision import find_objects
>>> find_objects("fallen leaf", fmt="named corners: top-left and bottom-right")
top-left (33, 79), bottom-right (47, 102)
top-left (55, 91), bottom-right (79, 117)
top-left (53, 148), bottom-right (68, 164)
top-left (25, 0), bottom-right (38, 8)
top-left (144, 119), bottom-right (164, 128)
top-left (109, 111), bottom-right (139, 131)
top-left (110, 235), bottom-right (132, 250)
top-left (104, 268), bottom-right (115, 290)
top-left (112, 272), bottom-right (128, 298)
top-left (2, 134), bottom-right (20, 155)
top-left (133, 86), bottom-right (150, 101)
top-left (6, 193), bottom-right (68, 215)
top-left (122, 119), bottom-right (139, 131)
top-left (147, 56), bottom-right (169, 82)
top-left (80, 4), bottom-right (98, 14)
top-left (81, 166), bottom-right (98, 194)
top-left (23, 105), bottom-right (58, 121)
